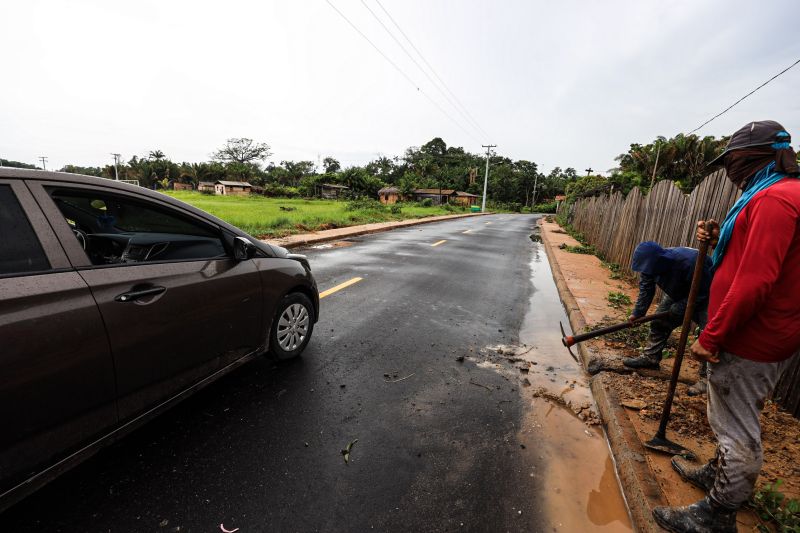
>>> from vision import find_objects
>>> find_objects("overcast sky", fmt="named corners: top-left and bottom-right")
top-left (2, 0), bottom-right (799, 175)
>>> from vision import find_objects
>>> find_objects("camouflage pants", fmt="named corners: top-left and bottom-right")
top-left (707, 351), bottom-right (793, 508)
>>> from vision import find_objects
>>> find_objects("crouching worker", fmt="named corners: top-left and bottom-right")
top-left (623, 241), bottom-right (712, 395)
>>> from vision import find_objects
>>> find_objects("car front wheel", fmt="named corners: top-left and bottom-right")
top-left (268, 292), bottom-right (314, 360)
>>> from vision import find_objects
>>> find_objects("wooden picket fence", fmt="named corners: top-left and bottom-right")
top-left (562, 171), bottom-right (800, 417)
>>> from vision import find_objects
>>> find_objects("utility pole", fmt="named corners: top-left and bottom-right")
top-left (111, 153), bottom-right (121, 180)
top-left (649, 142), bottom-right (661, 190)
top-left (585, 167), bottom-right (593, 176)
top-left (481, 144), bottom-right (496, 213)
top-left (531, 172), bottom-right (540, 209)
top-left (38, 156), bottom-right (48, 170)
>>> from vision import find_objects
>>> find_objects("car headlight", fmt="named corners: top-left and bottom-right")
top-left (287, 253), bottom-right (311, 271)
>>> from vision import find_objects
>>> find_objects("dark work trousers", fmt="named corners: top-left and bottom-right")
top-left (707, 351), bottom-right (794, 508)
top-left (642, 294), bottom-right (709, 378)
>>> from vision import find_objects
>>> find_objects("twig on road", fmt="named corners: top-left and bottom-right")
top-left (384, 373), bottom-right (415, 383)
top-left (469, 379), bottom-right (493, 392)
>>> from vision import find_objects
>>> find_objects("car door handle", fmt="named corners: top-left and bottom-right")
top-left (115, 286), bottom-right (167, 302)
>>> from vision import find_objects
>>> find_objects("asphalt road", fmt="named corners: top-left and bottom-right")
top-left (1, 213), bottom-right (572, 532)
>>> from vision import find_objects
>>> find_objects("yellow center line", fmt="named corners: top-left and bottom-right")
top-left (485, 222), bottom-right (492, 225)
top-left (319, 277), bottom-right (363, 299)
top-left (462, 230), bottom-right (472, 234)
top-left (431, 240), bottom-right (447, 247)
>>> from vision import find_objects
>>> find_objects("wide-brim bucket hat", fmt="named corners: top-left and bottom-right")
top-left (709, 119), bottom-right (792, 167)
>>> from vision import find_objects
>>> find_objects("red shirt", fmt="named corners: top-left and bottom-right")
top-left (699, 178), bottom-right (800, 362)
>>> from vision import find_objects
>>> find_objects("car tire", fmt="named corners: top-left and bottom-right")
top-left (268, 292), bottom-right (315, 360)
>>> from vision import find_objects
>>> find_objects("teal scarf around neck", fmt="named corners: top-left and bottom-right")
top-left (712, 162), bottom-right (792, 268)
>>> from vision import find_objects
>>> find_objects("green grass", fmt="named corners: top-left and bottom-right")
top-left (163, 192), bottom-right (466, 238)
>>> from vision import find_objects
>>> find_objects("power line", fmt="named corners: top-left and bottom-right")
top-left (374, 0), bottom-right (492, 140)
top-left (325, 0), bottom-right (481, 144)
top-left (359, 0), bottom-right (487, 142)
top-left (688, 58), bottom-right (800, 134)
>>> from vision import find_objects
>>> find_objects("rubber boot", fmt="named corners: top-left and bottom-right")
top-left (671, 455), bottom-right (716, 492)
top-left (652, 497), bottom-right (737, 533)
top-left (687, 378), bottom-right (708, 397)
top-left (622, 354), bottom-right (660, 370)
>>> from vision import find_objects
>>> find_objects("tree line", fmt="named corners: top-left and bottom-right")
top-left (3, 131), bottom-right (760, 207)
top-left (3, 138), bottom-right (580, 209)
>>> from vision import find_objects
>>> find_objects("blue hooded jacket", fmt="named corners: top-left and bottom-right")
top-left (630, 241), bottom-right (713, 318)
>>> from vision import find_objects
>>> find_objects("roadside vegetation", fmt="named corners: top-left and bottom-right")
top-left (752, 480), bottom-right (800, 532)
top-left (606, 291), bottom-right (632, 309)
top-left (165, 192), bottom-right (466, 238)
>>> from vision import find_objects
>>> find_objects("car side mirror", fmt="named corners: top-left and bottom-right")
top-left (233, 236), bottom-right (256, 261)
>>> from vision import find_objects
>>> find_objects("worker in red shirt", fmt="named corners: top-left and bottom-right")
top-left (653, 120), bottom-right (800, 533)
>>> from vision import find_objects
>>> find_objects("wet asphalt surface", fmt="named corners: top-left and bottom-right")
top-left (1, 214), bottom-right (551, 532)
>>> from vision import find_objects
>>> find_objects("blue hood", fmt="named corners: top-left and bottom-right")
top-left (632, 241), bottom-right (669, 275)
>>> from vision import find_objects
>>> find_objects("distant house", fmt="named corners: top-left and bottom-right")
top-left (554, 194), bottom-right (567, 210)
top-left (198, 181), bottom-right (215, 193)
top-left (451, 191), bottom-right (480, 207)
top-left (411, 189), bottom-right (479, 206)
top-left (316, 183), bottom-right (349, 199)
top-left (214, 180), bottom-right (252, 196)
top-left (411, 188), bottom-right (455, 205)
top-left (378, 186), bottom-right (402, 205)
top-left (172, 182), bottom-right (193, 191)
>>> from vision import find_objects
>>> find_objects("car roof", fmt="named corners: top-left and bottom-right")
top-left (0, 167), bottom-right (246, 237)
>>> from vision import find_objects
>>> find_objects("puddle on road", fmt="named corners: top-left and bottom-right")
top-left (478, 236), bottom-right (632, 531)
top-left (518, 400), bottom-right (632, 531)
top-left (476, 241), bottom-right (595, 421)
top-left (311, 240), bottom-right (355, 250)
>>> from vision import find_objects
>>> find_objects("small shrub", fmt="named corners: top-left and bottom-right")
top-left (421, 198), bottom-right (433, 207)
top-left (607, 291), bottom-right (632, 309)
top-left (559, 243), bottom-right (596, 255)
top-left (532, 201), bottom-right (557, 213)
top-left (751, 480), bottom-right (800, 532)
top-left (390, 204), bottom-right (402, 214)
top-left (602, 261), bottom-right (624, 280)
top-left (262, 183), bottom-right (300, 198)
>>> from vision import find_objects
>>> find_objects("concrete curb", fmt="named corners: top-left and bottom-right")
top-left (539, 220), bottom-right (665, 533)
top-left (263, 212), bottom-right (489, 249)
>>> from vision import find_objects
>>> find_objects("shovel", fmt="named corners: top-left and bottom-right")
top-left (643, 220), bottom-right (716, 460)
top-left (560, 311), bottom-right (672, 361)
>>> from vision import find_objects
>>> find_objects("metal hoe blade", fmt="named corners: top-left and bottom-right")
top-left (644, 434), bottom-right (696, 461)
top-left (560, 321), bottom-right (579, 363)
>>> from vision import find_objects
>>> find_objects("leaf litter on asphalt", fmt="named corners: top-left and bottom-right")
top-left (341, 439), bottom-right (358, 464)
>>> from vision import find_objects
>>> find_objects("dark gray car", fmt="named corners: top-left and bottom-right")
top-left (0, 168), bottom-right (318, 512)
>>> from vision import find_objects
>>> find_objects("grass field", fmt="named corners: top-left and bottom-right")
top-left (163, 191), bottom-right (469, 238)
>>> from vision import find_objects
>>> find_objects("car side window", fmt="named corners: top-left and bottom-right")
top-left (0, 185), bottom-right (51, 276)
top-left (46, 187), bottom-right (228, 266)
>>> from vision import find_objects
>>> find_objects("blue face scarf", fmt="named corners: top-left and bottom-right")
top-left (712, 161), bottom-right (790, 268)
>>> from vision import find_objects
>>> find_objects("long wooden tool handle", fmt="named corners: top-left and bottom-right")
top-left (562, 311), bottom-right (672, 347)
top-left (654, 221), bottom-right (715, 438)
